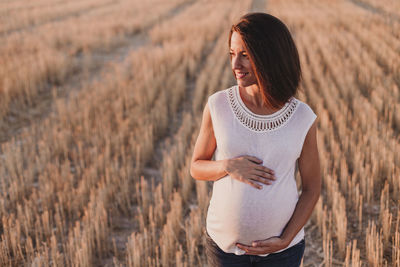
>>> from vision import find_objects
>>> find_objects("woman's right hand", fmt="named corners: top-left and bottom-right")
top-left (224, 156), bottom-right (276, 189)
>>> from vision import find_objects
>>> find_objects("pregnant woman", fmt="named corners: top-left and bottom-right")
top-left (190, 13), bottom-right (321, 267)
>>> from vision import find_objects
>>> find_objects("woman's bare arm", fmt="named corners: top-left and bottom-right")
top-left (190, 102), bottom-right (226, 181)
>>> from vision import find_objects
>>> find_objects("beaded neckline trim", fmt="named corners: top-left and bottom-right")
top-left (227, 85), bottom-right (299, 132)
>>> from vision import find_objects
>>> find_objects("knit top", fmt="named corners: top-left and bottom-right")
top-left (206, 85), bottom-right (317, 256)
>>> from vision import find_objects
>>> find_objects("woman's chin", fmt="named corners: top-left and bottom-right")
top-left (236, 79), bottom-right (246, 86)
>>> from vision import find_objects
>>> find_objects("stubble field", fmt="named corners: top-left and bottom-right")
top-left (0, 0), bottom-right (399, 266)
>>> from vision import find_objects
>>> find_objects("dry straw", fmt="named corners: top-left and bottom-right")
top-left (0, 0), bottom-right (398, 265)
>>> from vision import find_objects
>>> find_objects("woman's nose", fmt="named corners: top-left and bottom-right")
top-left (232, 56), bottom-right (242, 69)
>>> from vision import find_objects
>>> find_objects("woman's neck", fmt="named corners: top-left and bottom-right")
top-left (239, 84), bottom-right (266, 108)
top-left (238, 84), bottom-right (283, 114)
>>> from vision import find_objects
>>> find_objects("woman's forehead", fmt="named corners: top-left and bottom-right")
top-left (230, 32), bottom-right (245, 50)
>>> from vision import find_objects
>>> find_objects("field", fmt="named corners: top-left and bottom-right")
top-left (0, 0), bottom-right (399, 266)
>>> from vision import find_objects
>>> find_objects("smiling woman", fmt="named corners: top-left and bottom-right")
top-left (190, 12), bottom-right (321, 267)
top-left (228, 12), bottom-right (302, 111)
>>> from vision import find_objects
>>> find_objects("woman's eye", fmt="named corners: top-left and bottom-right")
top-left (229, 52), bottom-right (247, 57)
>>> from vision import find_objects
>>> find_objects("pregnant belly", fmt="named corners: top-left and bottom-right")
top-left (206, 175), bottom-right (299, 252)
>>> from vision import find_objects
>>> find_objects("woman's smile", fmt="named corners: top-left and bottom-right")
top-left (236, 72), bottom-right (249, 79)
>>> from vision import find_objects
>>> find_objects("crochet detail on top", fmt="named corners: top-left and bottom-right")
top-left (228, 85), bottom-right (299, 132)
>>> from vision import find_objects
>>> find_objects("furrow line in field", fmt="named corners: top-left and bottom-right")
top-left (140, 0), bottom-right (197, 33)
top-left (0, 0), bottom-right (67, 14)
top-left (346, 0), bottom-right (400, 24)
top-left (1, 0), bottom-right (117, 36)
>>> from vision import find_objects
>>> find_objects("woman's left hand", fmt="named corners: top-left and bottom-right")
top-left (236, 236), bottom-right (289, 255)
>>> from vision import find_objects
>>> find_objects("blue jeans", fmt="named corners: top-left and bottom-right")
top-left (204, 230), bottom-right (305, 267)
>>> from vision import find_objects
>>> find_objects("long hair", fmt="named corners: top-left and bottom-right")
top-left (229, 13), bottom-right (302, 109)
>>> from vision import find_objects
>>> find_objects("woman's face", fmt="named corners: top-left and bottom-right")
top-left (230, 31), bottom-right (257, 88)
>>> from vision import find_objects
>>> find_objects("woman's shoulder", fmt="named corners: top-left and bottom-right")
top-left (207, 86), bottom-right (233, 105)
top-left (207, 87), bottom-right (234, 117)
top-left (293, 97), bottom-right (317, 117)
top-left (291, 98), bottom-right (317, 129)
top-left (208, 86), bottom-right (232, 99)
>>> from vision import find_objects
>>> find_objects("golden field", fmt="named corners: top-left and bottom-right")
top-left (0, 0), bottom-right (399, 266)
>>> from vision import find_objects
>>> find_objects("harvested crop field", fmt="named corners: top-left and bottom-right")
top-left (0, 0), bottom-right (399, 266)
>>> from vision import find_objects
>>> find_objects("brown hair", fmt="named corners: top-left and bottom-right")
top-left (229, 13), bottom-right (302, 109)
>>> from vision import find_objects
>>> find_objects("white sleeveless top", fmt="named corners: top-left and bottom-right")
top-left (206, 85), bottom-right (317, 256)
